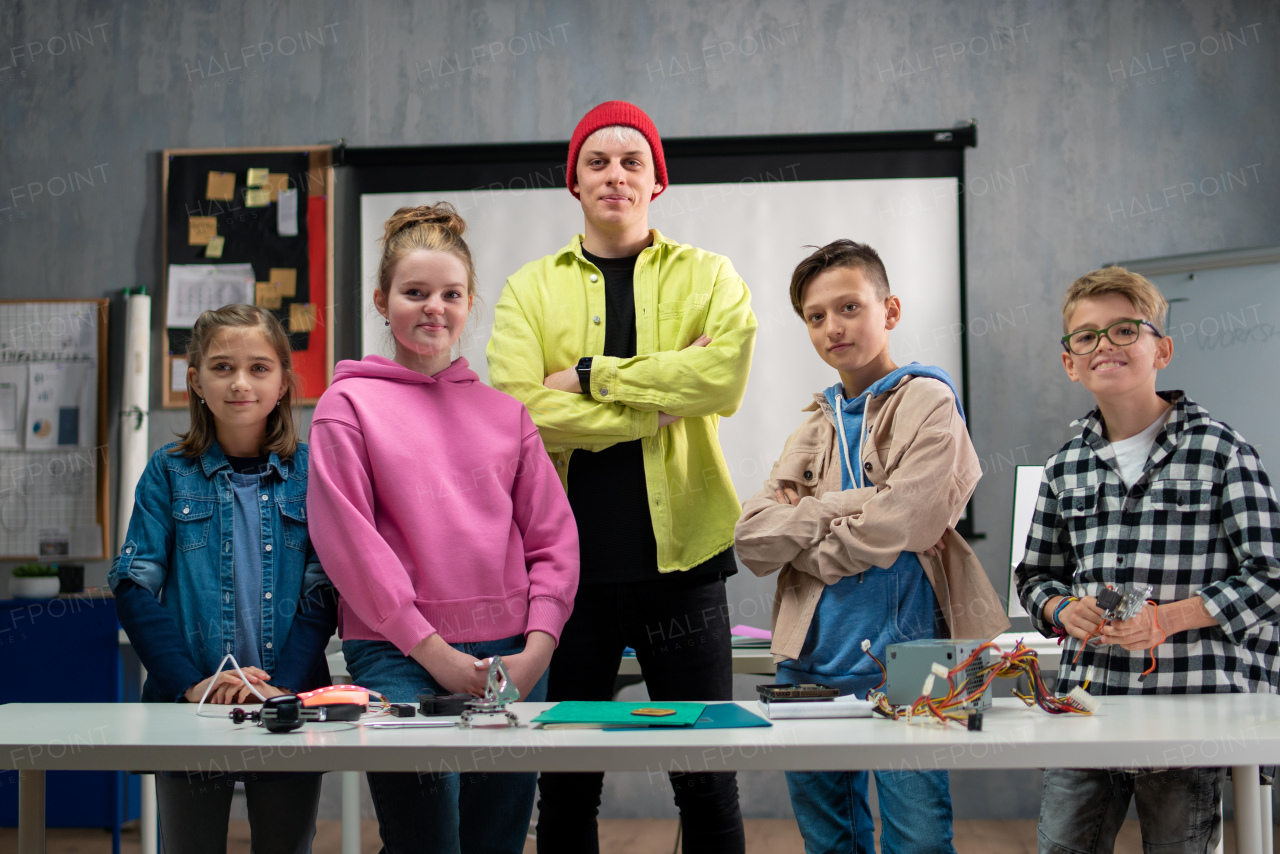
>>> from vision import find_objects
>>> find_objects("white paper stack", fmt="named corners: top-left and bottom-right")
top-left (756, 695), bottom-right (874, 720)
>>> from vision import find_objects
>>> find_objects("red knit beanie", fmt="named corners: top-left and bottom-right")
top-left (567, 101), bottom-right (668, 199)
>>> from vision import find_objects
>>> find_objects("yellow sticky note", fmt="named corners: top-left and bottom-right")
top-left (188, 216), bottom-right (217, 246)
top-left (289, 302), bottom-right (318, 333)
top-left (246, 167), bottom-right (269, 187)
top-left (265, 173), bottom-right (291, 202)
top-left (205, 171), bottom-right (236, 201)
top-left (205, 235), bottom-right (225, 258)
top-left (268, 268), bottom-right (297, 297)
top-left (244, 188), bottom-right (270, 207)
top-left (255, 282), bottom-right (283, 309)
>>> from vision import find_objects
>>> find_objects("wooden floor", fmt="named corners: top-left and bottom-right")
top-left (0, 818), bottom-right (1258, 853)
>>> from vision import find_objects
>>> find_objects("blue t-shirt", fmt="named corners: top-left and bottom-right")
top-left (229, 471), bottom-right (264, 669)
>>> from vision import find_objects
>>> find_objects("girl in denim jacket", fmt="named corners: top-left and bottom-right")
top-left (111, 305), bottom-right (336, 853)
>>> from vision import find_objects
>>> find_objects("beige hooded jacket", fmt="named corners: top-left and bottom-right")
top-left (735, 375), bottom-right (1010, 662)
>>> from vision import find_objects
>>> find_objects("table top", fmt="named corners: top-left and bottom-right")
top-left (2, 694), bottom-right (1277, 775)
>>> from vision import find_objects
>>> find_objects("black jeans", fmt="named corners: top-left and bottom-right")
top-left (156, 773), bottom-right (321, 854)
top-left (536, 574), bottom-right (745, 854)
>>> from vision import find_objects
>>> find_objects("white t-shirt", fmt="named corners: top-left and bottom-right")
top-left (1110, 407), bottom-right (1174, 490)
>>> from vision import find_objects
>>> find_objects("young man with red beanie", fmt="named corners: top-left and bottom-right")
top-left (487, 100), bottom-right (757, 853)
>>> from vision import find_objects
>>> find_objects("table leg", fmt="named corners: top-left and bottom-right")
top-left (141, 773), bottom-right (158, 854)
top-left (1232, 765), bottom-right (1262, 854)
top-left (342, 771), bottom-right (361, 854)
top-left (1260, 782), bottom-right (1273, 854)
top-left (18, 769), bottom-right (45, 854)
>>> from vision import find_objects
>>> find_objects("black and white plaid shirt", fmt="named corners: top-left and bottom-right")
top-left (1016, 391), bottom-right (1280, 695)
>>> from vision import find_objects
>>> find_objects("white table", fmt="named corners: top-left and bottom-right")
top-left (2, 695), bottom-right (1277, 854)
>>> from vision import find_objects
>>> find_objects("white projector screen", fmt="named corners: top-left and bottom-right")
top-left (357, 176), bottom-right (964, 503)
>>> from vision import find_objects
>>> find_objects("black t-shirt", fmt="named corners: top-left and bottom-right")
top-left (571, 248), bottom-right (736, 585)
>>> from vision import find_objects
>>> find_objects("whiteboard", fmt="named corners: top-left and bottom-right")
top-left (359, 177), bottom-right (963, 501)
top-left (1006, 464), bottom-right (1043, 618)
top-left (1150, 260), bottom-right (1280, 470)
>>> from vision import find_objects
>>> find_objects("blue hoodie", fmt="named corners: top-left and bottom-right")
top-left (775, 364), bottom-right (965, 697)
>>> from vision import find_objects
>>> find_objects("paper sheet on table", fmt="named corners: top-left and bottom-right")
top-left (277, 188), bottom-right (299, 236)
top-left (0, 364), bottom-right (28, 449)
top-left (26, 361), bottom-right (96, 449)
top-left (166, 264), bottom-right (255, 327)
top-left (756, 695), bottom-right (874, 720)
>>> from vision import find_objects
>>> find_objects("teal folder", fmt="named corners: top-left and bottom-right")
top-left (531, 701), bottom-right (706, 728)
top-left (607, 702), bottom-right (773, 732)
top-left (691, 702), bottom-right (772, 729)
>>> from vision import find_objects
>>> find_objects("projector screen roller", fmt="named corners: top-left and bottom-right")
top-left (358, 175), bottom-right (964, 503)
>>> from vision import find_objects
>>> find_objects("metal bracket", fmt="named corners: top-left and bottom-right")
top-left (458, 655), bottom-right (522, 729)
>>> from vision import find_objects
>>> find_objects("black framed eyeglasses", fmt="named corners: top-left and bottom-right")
top-left (1061, 319), bottom-right (1162, 355)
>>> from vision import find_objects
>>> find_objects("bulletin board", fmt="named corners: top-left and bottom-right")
top-left (0, 299), bottom-right (110, 560)
top-left (161, 145), bottom-right (335, 408)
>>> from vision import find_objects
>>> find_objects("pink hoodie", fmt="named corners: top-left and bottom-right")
top-left (307, 355), bottom-right (579, 654)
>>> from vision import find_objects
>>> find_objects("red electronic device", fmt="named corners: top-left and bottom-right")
top-left (297, 684), bottom-right (371, 709)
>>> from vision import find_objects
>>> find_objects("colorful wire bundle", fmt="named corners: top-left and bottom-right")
top-left (863, 639), bottom-right (1095, 725)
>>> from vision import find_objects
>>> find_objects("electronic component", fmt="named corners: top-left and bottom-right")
top-left (864, 638), bottom-right (1095, 725)
top-left (298, 685), bottom-right (370, 709)
top-left (1096, 583), bottom-right (1151, 623)
top-left (884, 639), bottom-right (993, 711)
top-left (389, 704), bottom-right (417, 718)
top-left (230, 697), bottom-right (364, 732)
top-left (458, 656), bottom-right (522, 728)
top-left (417, 693), bottom-right (472, 716)
top-left (1066, 686), bottom-right (1100, 713)
top-left (756, 683), bottom-right (840, 703)
top-left (231, 695), bottom-right (304, 733)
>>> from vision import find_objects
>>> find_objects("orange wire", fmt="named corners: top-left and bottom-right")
top-left (1140, 601), bottom-right (1162, 679)
top-left (1072, 620), bottom-right (1106, 663)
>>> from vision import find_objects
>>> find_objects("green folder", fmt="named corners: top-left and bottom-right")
top-left (531, 701), bottom-right (706, 728)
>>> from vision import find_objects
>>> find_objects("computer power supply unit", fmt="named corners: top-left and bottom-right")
top-left (883, 639), bottom-right (993, 710)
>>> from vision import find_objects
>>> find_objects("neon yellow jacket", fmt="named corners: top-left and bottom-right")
top-left (486, 230), bottom-right (758, 573)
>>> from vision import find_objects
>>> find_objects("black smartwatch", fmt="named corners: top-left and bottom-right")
top-left (575, 357), bottom-right (593, 394)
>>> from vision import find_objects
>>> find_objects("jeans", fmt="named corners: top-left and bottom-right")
top-left (787, 768), bottom-right (956, 854)
top-left (156, 772), bottom-right (321, 854)
top-left (1038, 767), bottom-right (1226, 854)
top-left (536, 575), bottom-right (745, 853)
top-left (343, 634), bottom-right (549, 854)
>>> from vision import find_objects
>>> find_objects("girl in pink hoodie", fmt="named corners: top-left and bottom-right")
top-left (307, 203), bottom-right (579, 853)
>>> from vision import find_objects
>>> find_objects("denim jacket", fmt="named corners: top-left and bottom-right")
top-left (110, 442), bottom-right (332, 701)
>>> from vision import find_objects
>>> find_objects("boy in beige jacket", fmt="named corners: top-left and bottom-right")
top-left (735, 240), bottom-right (1007, 854)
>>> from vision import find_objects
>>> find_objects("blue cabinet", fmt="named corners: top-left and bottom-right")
top-left (0, 597), bottom-right (140, 845)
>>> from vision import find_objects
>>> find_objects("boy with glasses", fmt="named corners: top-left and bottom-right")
top-left (1016, 266), bottom-right (1280, 853)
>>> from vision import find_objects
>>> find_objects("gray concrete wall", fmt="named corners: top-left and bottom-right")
top-left (3, 0), bottom-right (1277, 822)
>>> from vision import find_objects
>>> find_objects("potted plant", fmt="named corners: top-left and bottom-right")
top-left (11, 563), bottom-right (61, 599)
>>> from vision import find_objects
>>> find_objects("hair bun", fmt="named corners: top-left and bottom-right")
top-left (382, 203), bottom-right (466, 243)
